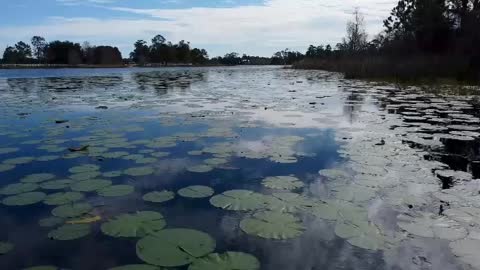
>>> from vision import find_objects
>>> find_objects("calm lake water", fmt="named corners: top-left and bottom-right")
top-left (0, 66), bottom-right (479, 270)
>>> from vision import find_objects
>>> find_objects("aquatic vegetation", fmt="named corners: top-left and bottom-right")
top-left (0, 183), bottom-right (39, 195)
top-left (136, 229), bottom-right (215, 267)
top-left (188, 252), bottom-right (260, 270)
top-left (23, 266), bottom-right (58, 270)
top-left (48, 224), bottom-right (90, 240)
top-left (210, 190), bottom-right (267, 211)
top-left (68, 164), bottom-right (100, 174)
top-left (3, 192), bottom-right (46, 206)
top-left (261, 176), bottom-right (304, 190)
top-left (98, 185), bottom-right (134, 197)
top-left (39, 217), bottom-right (64, 227)
top-left (52, 203), bottom-right (93, 218)
top-left (124, 166), bottom-right (155, 177)
top-left (69, 171), bottom-right (101, 181)
top-left (178, 185), bottom-right (214, 198)
top-left (101, 211), bottom-right (166, 238)
top-left (66, 215), bottom-right (102, 225)
top-left (240, 211), bottom-right (305, 240)
top-left (449, 239), bottom-right (480, 269)
top-left (397, 213), bottom-right (467, 240)
top-left (109, 265), bottom-right (162, 270)
top-left (0, 241), bottom-right (13, 254)
top-left (40, 179), bottom-right (74, 190)
top-left (44, 192), bottom-right (84, 205)
top-left (143, 191), bottom-right (175, 203)
top-left (187, 165), bottom-right (214, 173)
top-left (3, 156), bottom-right (35, 165)
top-left (20, 173), bottom-right (56, 183)
top-left (70, 179), bottom-right (112, 192)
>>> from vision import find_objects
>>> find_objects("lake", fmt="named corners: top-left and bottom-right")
top-left (0, 66), bottom-right (479, 270)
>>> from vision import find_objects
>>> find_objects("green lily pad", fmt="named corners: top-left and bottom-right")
top-left (240, 211), bottom-right (305, 240)
top-left (0, 241), bottom-right (13, 254)
top-left (151, 152), bottom-right (170, 158)
top-left (187, 165), bottom-right (213, 173)
top-left (204, 158), bottom-right (228, 166)
top-left (261, 176), bottom-right (304, 190)
top-left (20, 173), bottom-right (56, 183)
top-left (44, 192), bottom-right (84, 205)
top-left (143, 191), bottom-right (175, 203)
top-left (136, 158), bottom-right (157, 164)
top-left (124, 166), bottom-right (154, 177)
top-left (102, 151), bottom-right (129, 159)
top-left (3, 156), bottom-right (35, 165)
top-left (188, 252), bottom-right (260, 270)
top-left (264, 192), bottom-right (317, 212)
top-left (98, 185), bottom-right (134, 197)
top-left (40, 179), bottom-right (74, 190)
top-left (23, 266), bottom-right (58, 270)
top-left (69, 164), bottom-right (100, 174)
top-left (36, 155), bottom-right (60, 162)
top-left (108, 265), bottom-right (162, 270)
top-left (334, 220), bottom-right (384, 250)
top-left (136, 228), bottom-right (216, 267)
top-left (178, 186), bottom-right (214, 198)
top-left (69, 171), bottom-right (101, 181)
top-left (210, 190), bottom-right (266, 211)
top-left (0, 183), bottom-right (38, 195)
top-left (3, 192), bottom-right (46, 206)
top-left (101, 211), bottom-right (166, 238)
top-left (48, 224), bottom-right (90, 240)
top-left (0, 147), bottom-right (19, 155)
top-left (0, 164), bottom-right (15, 172)
top-left (71, 179), bottom-right (112, 192)
top-left (103, 171), bottom-right (123, 178)
top-left (52, 203), bottom-right (92, 218)
top-left (39, 217), bottom-right (64, 227)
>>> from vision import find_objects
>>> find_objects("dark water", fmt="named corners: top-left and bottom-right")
top-left (0, 66), bottom-right (479, 270)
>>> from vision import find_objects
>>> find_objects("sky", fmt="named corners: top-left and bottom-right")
top-left (0, 0), bottom-right (398, 58)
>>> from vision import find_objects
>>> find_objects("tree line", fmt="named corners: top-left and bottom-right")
top-left (2, 36), bottom-right (123, 65)
top-left (296, 0), bottom-right (480, 82)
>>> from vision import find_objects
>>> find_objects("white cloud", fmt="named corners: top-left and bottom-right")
top-left (0, 0), bottom-right (397, 57)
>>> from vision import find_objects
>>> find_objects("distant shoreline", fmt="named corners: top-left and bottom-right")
top-left (0, 64), bottom-right (282, 70)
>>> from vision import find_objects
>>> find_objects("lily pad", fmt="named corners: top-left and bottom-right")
top-left (3, 192), bottom-right (46, 206)
top-left (39, 217), bottom-right (64, 227)
top-left (52, 203), bottom-right (93, 218)
top-left (188, 252), bottom-right (260, 270)
top-left (109, 265), bottom-right (162, 270)
top-left (143, 191), bottom-right (175, 203)
top-left (101, 211), bottom-right (166, 238)
top-left (40, 179), bottom-right (74, 190)
top-left (187, 165), bottom-right (213, 173)
top-left (20, 173), bottom-right (56, 183)
top-left (210, 190), bottom-right (267, 211)
top-left (136, 228), bottom-right (216, 267)
top-left (124, 166), bottom-right (154, 177)
top-left (261, 176), bottom-right (304, 190)
top-left (240, 211), bottom-right (304, 240)
top-left (71, 179), bottom-right (112, 192)
top-left (397, 213), bottom-right (467, 240)
top-left (0, 183), bottom-right (38, 195)
top-left (334, 219), bottom-right (384, 250)
top-left (3, 156), bottom-right (34, 165)
top-left (0, 164), bottom-right (15, 172)
top-left (23, 267), bottom-right (58, 270)
top-left (69, 171), bottom-right (101, 181)
top-left (178, 186), bottom-right (214, 198)
top-left (98, 185), bottom-right (134, 197)
top-left (103, 171), bottom-right (123, 178)
top-left (44, 192), bottom-right (84, 205)
top-left (0, 147), bottom-right (19, 155)
top-left (69, 164), bottom-right (100, 174)
top-left (48, 224), bottom-right (90, 240)
top-left (0, 241), bottom-right (13, 254)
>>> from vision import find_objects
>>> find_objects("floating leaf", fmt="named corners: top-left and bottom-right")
top-left (264, 192), bottom-right (317, 212)
top-left (67, 215), bottom-right (101, 224)
top-left (52, 203), bottom-right (92, 218)
top-left (69, 171), bottom-right (101, 181)
top-left (450, 239), bottom-right (480, 269)
top-left (261, 176), bottom-right (304, 190)
top-left (240, 211), bottom-right (304, 240)
top-left (3, 192), bottom-right (46, 206)
top-left (48, 224), bottom-right (90, 240)
top-left (39, 217), bottom-right (64, 227)
top-left (210, 190), bottom-right (266, 211)
top-left (0, 183), bottom-right (38, 195)
top-left (136, 229), bottom-right (215, 267)
top-left (108, 265), bottom-right (162, 270)
top-left (187, 165), bottom-right (213, 173)
top-left (204, 158), bottom-right (228, 166)
top-left (0, 147), bottom-right (19, 155)
top-left (124, 166), bottom-right (154, 177)
top-left (3, 156), bottom-right (34, 165)
top-left (334, 220), bottom-right (384, 250)
top-left (40, 179), bottom-right (74, 190)
top-left (71, 179), bottom-right (112, 192)
top-left (0, 164), bottom-right (15, 172)
top-left (20, 173), bottom-right (56, 183)
top-left (397, 213), bottom-right (467, 240)
top-left (143, 191), bottom-right (175, 203)
top-left (23, 266), bottom-right (58, 270)
top-left (44, 192), bottom-right (84, 205)
top-left (101, 211), bottom-right (166, 238)
top-left (103, 171), bottom-right (123, 178)
top-left (178, 186), bottom-right (214, 198)
top-left (0, 241), bottom-right (13, 254)
top-left (69, 164), bottom-right (100, 174)
top-left (188, 252), bottom-right (260, 270)
top-left (98, 185), bottom-right (134, 197)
